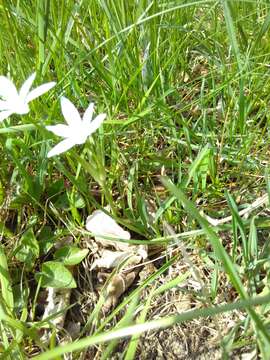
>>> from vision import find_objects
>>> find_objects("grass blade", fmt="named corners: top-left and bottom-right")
top-left (161, 177), bottom-right (270, 346)
top-left (0, 245), bottom-right (14, 315)
top-left (33, 292), bottom-right (270, 360)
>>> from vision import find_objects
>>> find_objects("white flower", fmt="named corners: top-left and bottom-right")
top-left (46, 96), bottom-right (106, 157)
top-left (0, 72), bottom-right (56, 122)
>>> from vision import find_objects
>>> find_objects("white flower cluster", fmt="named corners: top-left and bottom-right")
top-left (0, 73), bottom-right (106, 157)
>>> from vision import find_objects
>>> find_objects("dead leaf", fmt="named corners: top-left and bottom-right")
top-left (86, 209), bottom-right (149, 313)
top-left (91, 250), bottom-right (131, 270)
top-left (40, 287), bottom-right (71, 344)
top-left (86, 210), bottom-right (131, 251)
top-left (103, 271), bottom-right (137, 313)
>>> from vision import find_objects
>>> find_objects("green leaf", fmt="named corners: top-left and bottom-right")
top-left (73, 152), bottom-right (105, 186)
top-left (32, 293), bottom-right (270, 360)
top-left (0, 179), bottom-right (4, 206)
top-left (0, 245), bottom-right (14, 314)
top-left (222, 0), bottom-right (242, 72)
top-left (15, 228), bottom-right (39, 269)
top-left (225, 191), bottom-right (247, 263)
top-left (13, 282), bottom-right (29, 313)
top-left (54, 246), bottom-right (89, 266)
top-left (0, 222), bottom-right (13, 238)
top-left (125, 291), bottom-right (153, 360)
top-left (38, 226), bottom-right (55, 255)
top-left (36, 261), bottom-right (76, 288)
top-left (54, 192), bottom-right (70, 210)
top-left (248, 217), bottom-right (258, 261)
top-left (161, 176), bottom-right (270, 345)
top-left (68, 191), bottom-right (86, 209)
top-left (47, 179), bottom-right (65, 198)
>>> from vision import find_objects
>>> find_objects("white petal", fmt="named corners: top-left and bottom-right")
top-left (0, 100), bottom-right (10, 111)
top-left (86, 210), bottom-right (130, 239)
top-left (87, 113), bottom-right (106, 135)
top-left (60, 96), bottom-right (82, 127)
top-left (26, 81), bottom-right (56, 103)
top-left (12, 95), bottom-right (29, 114)
top-left (19, 73), bottom-right (36, 100)
top-left (47, 138), bottom-right (76, 157)
top-left (0, 76), bottom-right (18, 100)
top-left (0, 110), bottom-right (13, 122)
top-left (70, 131), bottom-right (88, 145)
top-left (46, 124), bottom-right (72, 138)
top-left (82, 102), bottom-right (94, 126)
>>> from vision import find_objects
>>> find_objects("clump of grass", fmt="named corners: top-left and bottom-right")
top-left (1, 0), bottom-right (270, 359)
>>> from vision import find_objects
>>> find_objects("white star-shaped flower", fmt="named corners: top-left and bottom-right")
top-left (46, 96), bottom-right (106, 157)
top-left (0, 72), bottom-right (56, 122)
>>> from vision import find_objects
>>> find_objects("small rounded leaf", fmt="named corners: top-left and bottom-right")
top-left (54, 246), bottom-right (89, 266)
top-left (15, 228), bottom-right (39, 269)
top-left (36, 261), bottom-right (76, 288)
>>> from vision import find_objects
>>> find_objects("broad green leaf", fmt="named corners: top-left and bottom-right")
top-left (36, 261), bottom-right (76, 288)
top-left (47, 179), bottom-right (65, 198)
top-left (15, 228), bottom-right (39, 269)
top-left (54, 246), bottom-right (89, 266)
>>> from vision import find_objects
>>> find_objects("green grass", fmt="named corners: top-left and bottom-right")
top-left (1, 0), bottom-right (270, 358)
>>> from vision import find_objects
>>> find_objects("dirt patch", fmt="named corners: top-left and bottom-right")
top-left (69, 246), bottom-right (247, 360)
